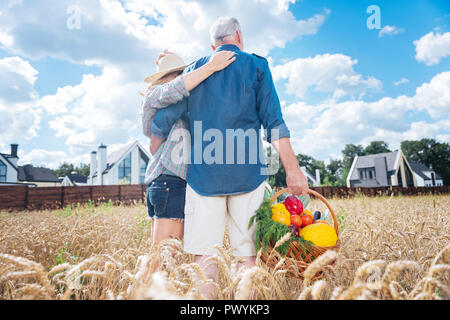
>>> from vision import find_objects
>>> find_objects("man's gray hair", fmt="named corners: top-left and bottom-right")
top-left (209, 16), bottom-right (241, 45)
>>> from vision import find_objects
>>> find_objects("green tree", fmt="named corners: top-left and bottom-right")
top-left (341, 144), bottom-right (364, 182)
top-left (401, 139), bottom-right (449, 185)
top-left (266, 148), bottom-right (342, 188)
top-left (363, 141), bottom-right (391, 155)
top-left (325, 158), bottom-right (345, 186)
top-left (78, 163), bottom-right (90, 176)
top-left (54, 162), bottom-right (90, 178)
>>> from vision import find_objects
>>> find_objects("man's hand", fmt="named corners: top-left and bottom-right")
top-left (286, 169), bottom-right (309, 196)
top-left (271, 137), bottom-right (309, 196)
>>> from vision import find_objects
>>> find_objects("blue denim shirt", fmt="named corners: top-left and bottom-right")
top-left (152, 44), bottom-right (290, 196)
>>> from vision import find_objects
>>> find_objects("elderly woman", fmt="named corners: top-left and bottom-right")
top-left (141, 49), bottom-right (236, 245)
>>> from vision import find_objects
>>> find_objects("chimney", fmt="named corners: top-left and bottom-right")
top-left (9, 144), bottom-right (18, 167)
top-left (315, 169), bottom-right (321, 186)
top-left (90, 151), bottom-right (97, 184)
top-left (98, 144), bottom-right (107, 185)
top-left (10, 144), bottom-right (18, 157)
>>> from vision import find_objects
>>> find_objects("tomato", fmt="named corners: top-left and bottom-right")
top-left (301, 214), bottom-right (313, 227)
top-left (303, 209), bottom-right (313, 217)
top-left (290, 215), bottom-right (303, 228)
top-left (314, 220), bottom-right (329, 225)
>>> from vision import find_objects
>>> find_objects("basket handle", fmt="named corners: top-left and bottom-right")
top-left (270, 188), bottom-right (340, 237)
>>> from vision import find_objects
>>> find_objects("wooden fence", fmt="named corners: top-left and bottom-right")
top-left (305, 185), bottom-right (449, 199)
top-left (0, 184), bottom-right (448, 211)
top-left (0, 184), bottom-right (146, 211)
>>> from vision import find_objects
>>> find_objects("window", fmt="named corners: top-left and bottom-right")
top-left (118, 154), bottom-right (131, 183)
top-left (0, 160), bottom-right (6, 182)
top-left (140, 156), bottom-right (148, 184)
top-left (359, 167), bottom-right (376, 180)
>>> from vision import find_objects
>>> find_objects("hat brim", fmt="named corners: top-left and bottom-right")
top-left (144, 65), bottom-right (187, 83)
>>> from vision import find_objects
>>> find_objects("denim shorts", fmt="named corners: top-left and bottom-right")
top-left (145, 174), bottom-right (186, 220)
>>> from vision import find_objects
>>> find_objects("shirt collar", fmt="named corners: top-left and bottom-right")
top-left (215, 44), bottom-right (241, 52)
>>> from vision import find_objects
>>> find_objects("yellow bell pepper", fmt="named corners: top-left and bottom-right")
top-left (271, 203), bottom-right (291, 226)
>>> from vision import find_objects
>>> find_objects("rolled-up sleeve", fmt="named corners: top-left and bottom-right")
top-left (141, 75), bottom-right (189, 139)
top-left (151, 100), bottom-right (188, 139)
top-left (255, 60), bottom-right (290, 143)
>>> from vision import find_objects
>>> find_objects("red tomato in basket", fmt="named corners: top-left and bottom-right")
top-left (301, 214), bottom-right (313, 227)
top-left (290, 215), bottom-right (303, 228)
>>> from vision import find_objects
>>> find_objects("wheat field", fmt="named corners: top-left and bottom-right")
top-left (0, 194), bottom-right (449, 300)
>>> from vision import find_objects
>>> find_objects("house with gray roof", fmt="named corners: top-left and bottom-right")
top-left (18, 164), bottom-right (60, 187)
top-left (409, 161), bottom-right (444, 187)
top-left (88, 141), bottom-right (150, 185)
top-left (346, 150), bottom-right (417, 188)
top-left (1, 144), bottom-right (62, 187)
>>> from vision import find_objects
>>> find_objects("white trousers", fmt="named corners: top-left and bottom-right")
top-left (183, 181), bottom-right (266, 256)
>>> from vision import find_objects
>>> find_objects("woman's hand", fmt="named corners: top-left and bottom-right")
top-left (207, 51), bottom-right (236, 72)
top-left (150, 135), bottom-right (165, 155)
top-left (156, 49), bottom-right (173, 65)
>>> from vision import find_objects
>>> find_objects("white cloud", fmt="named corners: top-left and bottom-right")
top-left (38, 66), bottom-right (143, 153)
top-left (414, 31), bottom-right (450, 66)
top-left (284, 72), bottom-right (450, 160)
top-left (273, 53), bottom-right (382, 99)
top-left (413, 71), bottom-right (450, 118)
top-left (393, 78), bottom-right (409, 86)
top-left (0, 56), bottom-right (38, 103)
top-left (0, 0), bottom-right (329, 78)
top-left (0, 101), bottom-right (42, 145)
top-left (378, 25), bottom-right (404, 37)
top-left (18, 149), bottom-right (70, 169)
top-left (0, 0), bottom-right (330, 162)
top-left (0, 56), bottom-right (41, 146)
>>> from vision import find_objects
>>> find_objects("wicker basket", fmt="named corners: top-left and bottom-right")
top-left (260, 188), bottom-right (340, 281)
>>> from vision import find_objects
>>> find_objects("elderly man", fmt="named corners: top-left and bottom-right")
top-left (151, 16), bottom-right (308, 297)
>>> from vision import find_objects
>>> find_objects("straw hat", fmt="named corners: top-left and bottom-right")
top-left (144, 53), bottom-right (187, 83)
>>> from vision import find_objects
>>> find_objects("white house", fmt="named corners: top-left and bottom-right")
top-left (0, 144), bottom-right (19, 184)
top-left (88, 141), bottom-right (151, 185)
top-left (347, 150), bottom-right (417, 188)
top-left (409, 161), bottom-right (444, 187)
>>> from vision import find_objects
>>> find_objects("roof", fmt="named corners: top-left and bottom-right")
top-left (104, 143), bottom-right (133, 174)
top-left (409, 161), bottom-right (443, 180)
top-left (348, 150), bottom-right (399, 181)
top-left (355, 151), bottom-right (398, 170)
top-left (66, 174), bottom-right (88, 184)
top-left (300, 166), bottom-right (318, 185)
top-left (92, 141), bottom-right (151, 177)
top-left (18, 165), bottom-right (60, 183)
top-left (0, 153), bottom-right (18, 170)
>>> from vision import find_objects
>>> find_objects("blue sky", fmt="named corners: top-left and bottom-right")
top-left (0, 0), bottom-right (449, 168)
